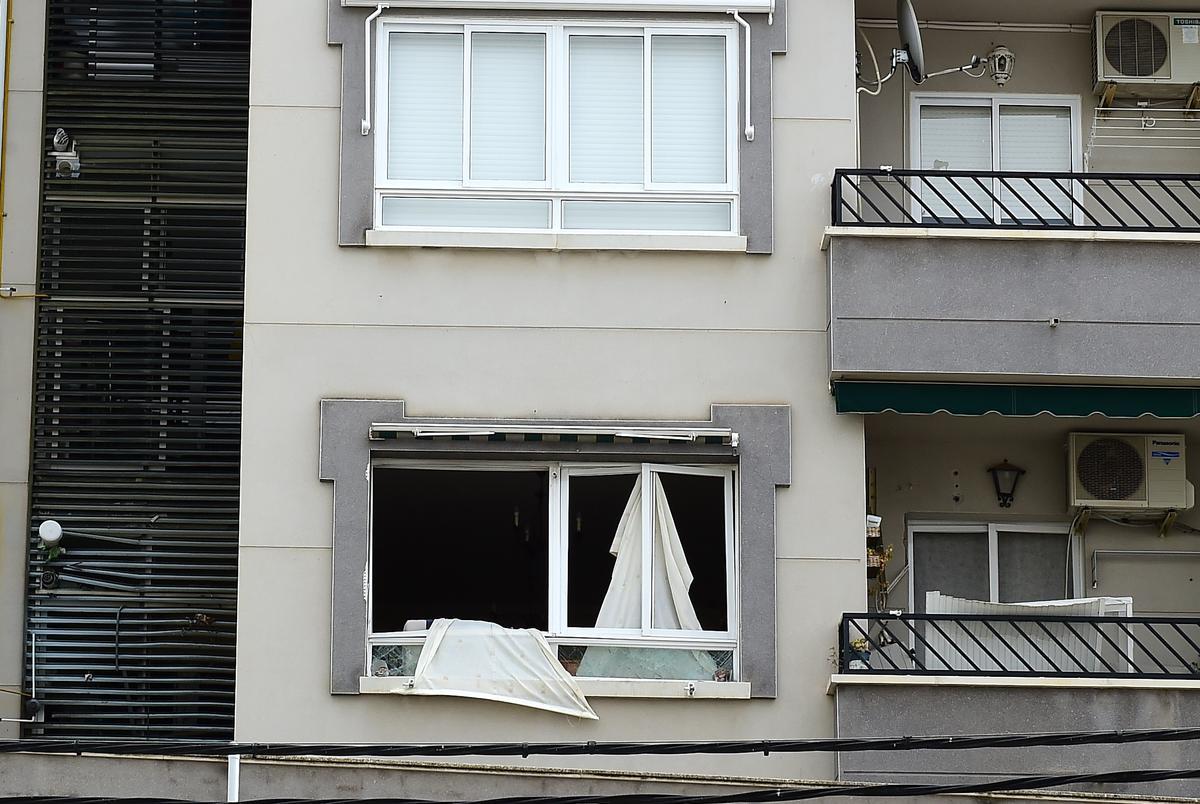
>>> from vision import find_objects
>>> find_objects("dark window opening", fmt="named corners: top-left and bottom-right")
top-left (567, 473), bottom-right (639, 628)
top-left (657, 472), bottom-right (728, 632)
top-left (371, 468), bottom-right (549, 632)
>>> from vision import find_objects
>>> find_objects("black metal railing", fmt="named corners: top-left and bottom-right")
top-left (840, 612), bottom-right (1200, 679)
top-left (832, 168), bottom-right (1200, 231)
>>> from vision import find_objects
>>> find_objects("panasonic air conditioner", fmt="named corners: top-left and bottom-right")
top-left (1094, 12), bottom-right (1200, 97)
top-left (1069, 433), bottom-right (1194, 510)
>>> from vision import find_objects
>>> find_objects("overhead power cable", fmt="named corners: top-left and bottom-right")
top-left (8, 766), bottom-right (1200, 804)
top-left (4, 726), bottom-right (1200, 759)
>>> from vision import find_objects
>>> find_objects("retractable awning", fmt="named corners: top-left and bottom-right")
top-left (370, 422), bottom-right (738, 445)
top-left (342, 0), bottom-right (773, 11)
top-left (833, 382), bottom-right (1200, 419)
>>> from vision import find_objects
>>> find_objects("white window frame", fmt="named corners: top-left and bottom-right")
top-left (909, 93), bottom-right (1084, 225)
top-left (373, 16), bottom-right (740, 236)
top-left (905, 520), bottom-right (1082, 611)
top-left (366, 459), bottom-right (739, 676)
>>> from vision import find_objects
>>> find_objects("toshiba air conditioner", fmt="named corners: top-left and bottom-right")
top-left (1069, 433), bottom-right (1194, 510)
top-left (1094, 12), bottom-right (1200, 97)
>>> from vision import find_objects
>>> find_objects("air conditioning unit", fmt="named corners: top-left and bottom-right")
top-left (1069, 433), bottom-right (1194, 510)
top-left (1094, 12), bottom-right (1200, 97)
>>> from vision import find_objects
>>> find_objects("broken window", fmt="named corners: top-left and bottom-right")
top-left (369, 461), bottom-right (736, 680)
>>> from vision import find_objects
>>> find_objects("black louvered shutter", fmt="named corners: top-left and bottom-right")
top-left (26, 0), bottom-right (250, 739)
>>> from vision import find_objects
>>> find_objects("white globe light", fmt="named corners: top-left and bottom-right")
top-left (38, 520), bottom-right (64, 547)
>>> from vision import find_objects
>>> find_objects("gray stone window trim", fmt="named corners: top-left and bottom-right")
top-left (326, 2), bottom-right (787, 253)
top-left (319, 399), bottom-right (791, 697)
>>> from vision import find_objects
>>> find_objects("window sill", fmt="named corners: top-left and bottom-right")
top-left (360, 676), bottom-right (751, 699)
top-left (364, 229), bottom-right (748, 253)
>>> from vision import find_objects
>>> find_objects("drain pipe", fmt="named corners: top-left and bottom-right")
top-left (361, 4), bottom-right (389, 135)
top-left (227, 754), bottom-right (241, 802)
top-left (729, 11), bottom-right (754, 142)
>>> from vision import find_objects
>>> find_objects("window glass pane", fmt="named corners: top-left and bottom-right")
top-left (561, 200), bottom-right (731, 231)
top-left (381, 197), bottom-right (551, 228)
top-left (470, 32), bottom-right (546, 181)
top-left (567, 473), bottom-right (639, 629)
top-left (997, 530), bottom-right (1071, 602)
top-left (651, 35), bottom-right (726, 184)
top-left (560, 644), bottom-right (733, 681)
top-left (651, 472), bottom-right (728, 632)
top-left (569, 35), bottom-right (643, 183)
top-left (919, 105), bottom-right (992, 222)
top-left (371, 468), bottom-right (549, 632)
top-left (999, 106), bottom-right (1073, 223)
top-left (388, 32), bottom-right (464, 181)
top-left (911, 531), bottom-right (989, 612)
top-left (370, 644), bottom-right (422, 677)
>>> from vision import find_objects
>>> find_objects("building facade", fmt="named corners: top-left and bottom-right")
top-left (2, 0), bottom-right (1200, 801)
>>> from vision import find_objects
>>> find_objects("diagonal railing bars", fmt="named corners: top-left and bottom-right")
top-left (832, 168), bottom-right (1200, 231)
top-left (840, 612), bottom-right (1200, 678)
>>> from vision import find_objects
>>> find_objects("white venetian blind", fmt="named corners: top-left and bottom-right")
top-left (919, 105), bottom-right (993, 222)
top-left (470, 32), bottom-right (546, 182)
top-left (388, 32), bottom-right (464, 181)
top-left (999, 105), bottom-right (1073, 222)
top-left (569, 35), bottom-right (644, 183)
top-left (651, 35), bottom-right (726, 184)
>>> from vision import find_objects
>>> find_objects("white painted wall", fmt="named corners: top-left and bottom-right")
top-left (0, 0), bottom-right (45, 736)
top-left (237, 0), bottom-right (864, 781)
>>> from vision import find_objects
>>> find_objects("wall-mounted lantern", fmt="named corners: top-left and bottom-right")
top-left (988, 460), bottom-right (1025, 508)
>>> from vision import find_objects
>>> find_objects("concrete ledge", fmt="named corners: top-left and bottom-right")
top-left (361, 676), bottom-right (751, 699)
top-left (365, 229), bottom-right (748, 252)
top-left (821, 225), bottom-right (1200, 251)
top-left (827, 673), bottom-right (1200, 695)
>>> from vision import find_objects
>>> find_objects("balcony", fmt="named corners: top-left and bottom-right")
top-left (838, 610), bottom-right (1200, 678)
top-left (826, 168), bottom-right (1200, 407)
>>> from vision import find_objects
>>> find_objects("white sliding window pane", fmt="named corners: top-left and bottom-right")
top-left (388, 33), bottom-right (464, 181)
top-left (651, 35), bottom-right (726, 184)
top-left (562, 200), bottom-right (731, 231)
top-left (999, 106), bottom-right (1073, 223)
top-left (470, 32), bottom-right (546, 182)
top-left (569, 36), bottom-right (643, 183)
top-left (919, 105), bottom-right (993, 222)
top-left (381, 197), bottom-right (551, 228)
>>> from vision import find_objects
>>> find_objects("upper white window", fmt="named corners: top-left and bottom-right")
top-left (374, 20), bottom-right (739, 235)
top-left (910, 94), bottom-right (1082, 225)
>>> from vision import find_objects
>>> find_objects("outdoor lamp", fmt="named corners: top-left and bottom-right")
top-left (988, 45), bottom-right (1015, 86)
top-left (988, 460), bottom-right (1025, 508)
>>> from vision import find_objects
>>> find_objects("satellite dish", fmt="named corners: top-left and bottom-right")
top-left (897, 0), bottom-right (926, 83)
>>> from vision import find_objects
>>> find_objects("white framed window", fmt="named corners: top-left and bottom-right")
top-left (906, 521), bottom-right (1081, 613)
top-left (373, 19), bottom-right (739, 235)
top-left (910, 94), bottom-right (1083, 225)
top-left (366, 460), bottom-right (738, 682)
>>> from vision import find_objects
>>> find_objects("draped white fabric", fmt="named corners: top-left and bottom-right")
top-left (409, 619), bottom-right (597, 718)
top-left (593, 475), bottom-right (702, 631)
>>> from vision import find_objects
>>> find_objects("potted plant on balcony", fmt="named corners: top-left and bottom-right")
top-left (848, 637), bottom-right (872, 670)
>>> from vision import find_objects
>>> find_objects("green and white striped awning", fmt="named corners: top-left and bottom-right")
top-left (833, 382), bottom-right (1200, 419)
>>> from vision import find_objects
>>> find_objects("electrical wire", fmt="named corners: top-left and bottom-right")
top-left (855, 28), bottom-right (884, 96)
top-left (5, 727), bottom-right (1200, 759)
top-left (9, 767), bottom-right (1200, 804)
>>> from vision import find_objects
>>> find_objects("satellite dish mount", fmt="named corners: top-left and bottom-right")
top-left (859, 0), bottom-right (984, 92)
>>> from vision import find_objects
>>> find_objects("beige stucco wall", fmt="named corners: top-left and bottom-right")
top-left (857, 24), bottom-right (1200, 174)
top-left (0, 0), bottom-right (45, 736)
top-left (868, 413), bottom-right (1200, 616)
top-left (237, 0), bottom-right (864, 781)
